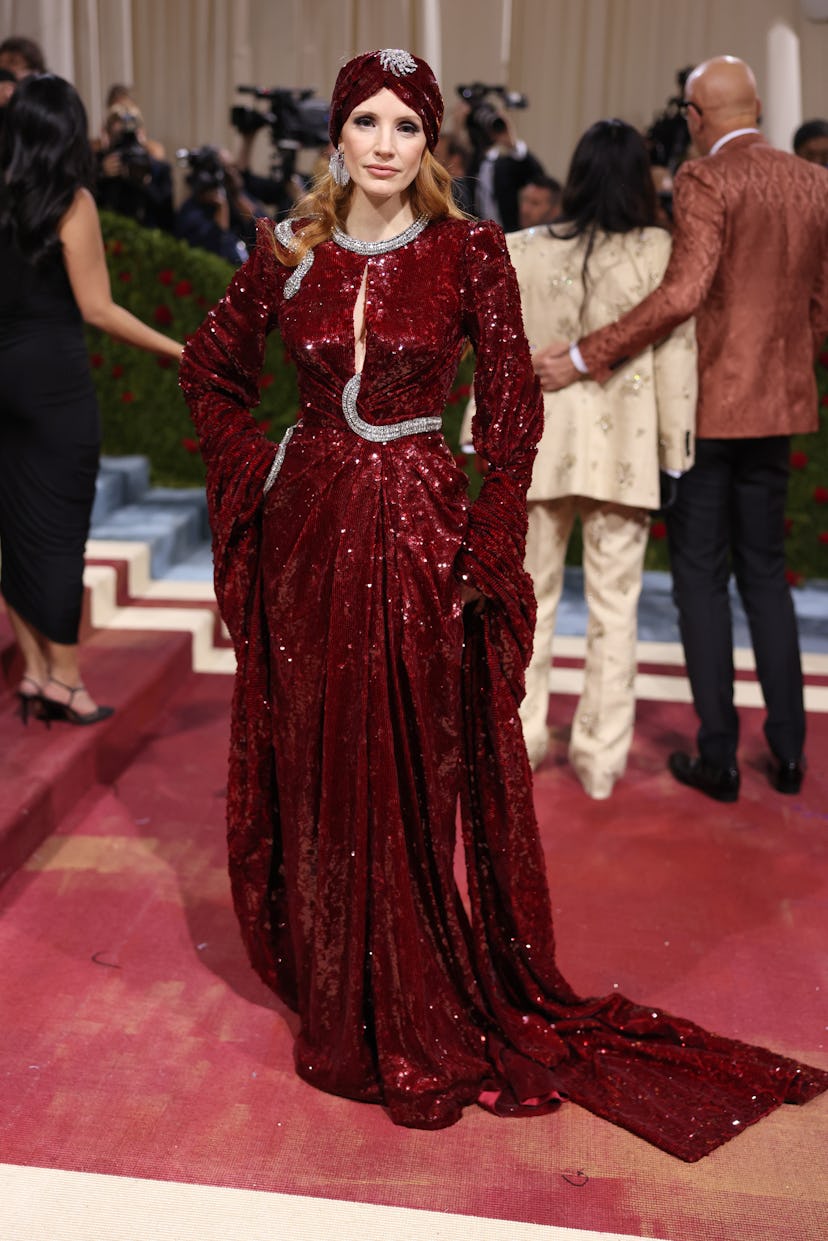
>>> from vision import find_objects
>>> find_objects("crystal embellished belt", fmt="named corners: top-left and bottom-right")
top-left (263, 423), bottom-right (297, 494)
top-left (342, 374), bottom-right (442, 442)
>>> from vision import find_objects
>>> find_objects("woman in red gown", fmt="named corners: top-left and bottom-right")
top-left (180, 49), bottom-right (826, 1158)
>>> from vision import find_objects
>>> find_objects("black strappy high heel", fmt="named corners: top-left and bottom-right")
top-left (16, 674), bottom-right (47, 725)
top-left (42, 677), bottom-right (114, 726)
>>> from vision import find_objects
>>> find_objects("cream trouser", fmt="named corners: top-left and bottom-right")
top-left (520, 497), bottom-right (650, 798)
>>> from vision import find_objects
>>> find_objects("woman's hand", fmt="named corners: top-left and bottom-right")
top-left (532, 340), bottom-right (581, 392)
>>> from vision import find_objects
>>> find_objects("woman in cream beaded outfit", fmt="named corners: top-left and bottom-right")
top-left (464, 119), bottom-right (697, 796)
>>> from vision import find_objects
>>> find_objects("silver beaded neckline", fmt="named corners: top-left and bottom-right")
top-left (332, 215), bottom-right (428, 255)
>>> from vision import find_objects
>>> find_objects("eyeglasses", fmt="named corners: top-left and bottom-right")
top-left (677, 99), bottom-right (703, 118)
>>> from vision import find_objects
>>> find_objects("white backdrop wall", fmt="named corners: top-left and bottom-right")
top-left (2, 0), bottom-right (827, 181)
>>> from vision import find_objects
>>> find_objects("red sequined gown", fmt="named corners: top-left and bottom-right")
top-left (180, 216), bottom-right (827, 1159)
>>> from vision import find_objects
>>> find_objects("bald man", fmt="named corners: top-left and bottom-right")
top-left (535, 57), bottom-right (828, 802)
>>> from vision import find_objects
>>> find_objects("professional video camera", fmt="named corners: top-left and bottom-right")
top-left (231, 85), bottom-right (329, 149)
top-left (646, 66), bottom-right (694, 171)
top-left (176, 145), bottom-right (227, 194)
top-left (456, 82), bottom-right (528, 156)
top-left (229, 85), bottom-right (329, 196)
top-left (106, 110), bottom-right (152, 182)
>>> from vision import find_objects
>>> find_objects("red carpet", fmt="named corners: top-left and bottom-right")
top-left (0, 673), bottom-right (826, 1241)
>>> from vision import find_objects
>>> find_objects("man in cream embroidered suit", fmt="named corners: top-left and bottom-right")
top-left (462, 223), bottom-right (696, 797)
top-left (537, 57), bottom-right (828, 801)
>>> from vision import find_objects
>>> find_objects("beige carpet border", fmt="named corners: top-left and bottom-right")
top-left (0, 1164), bottom-right (667, 1241)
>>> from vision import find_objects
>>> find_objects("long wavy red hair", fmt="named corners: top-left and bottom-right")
top-left (272, 148), bottom-right (468, 267)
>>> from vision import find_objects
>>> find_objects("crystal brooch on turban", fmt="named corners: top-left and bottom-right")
top-left (377, 48), bottom-right (417, 76)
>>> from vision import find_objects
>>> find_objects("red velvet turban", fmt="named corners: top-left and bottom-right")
top-left (328, 48), bottom-right (444, 152)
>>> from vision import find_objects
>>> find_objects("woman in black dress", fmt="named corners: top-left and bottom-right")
top-left (0, 74), bottom-right (182, 723)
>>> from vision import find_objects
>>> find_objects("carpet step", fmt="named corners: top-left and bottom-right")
top-left (0, 625), bottom-right (192, 886)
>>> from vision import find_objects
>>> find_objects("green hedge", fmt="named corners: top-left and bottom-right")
top-left (90, 212), bottom-right (827, 581)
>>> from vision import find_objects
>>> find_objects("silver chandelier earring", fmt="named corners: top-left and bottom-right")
top-left (329, 146), bottom-right (350, 187)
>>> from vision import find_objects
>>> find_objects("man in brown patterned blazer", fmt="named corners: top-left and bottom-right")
top-left (535, 56), bottom-right (828, 801)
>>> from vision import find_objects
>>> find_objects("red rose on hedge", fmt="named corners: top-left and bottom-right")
top-left (819, 531), bottom-right (828, 545)
top-left (173, 279), bottom-right (192, 298)
top-left (784, 568), bottom-right (803, 586)
top-left (119, 270), bottom-right (132, 282)
top-left (260, 372), bottom-right (275, 389)
top-left (790, 450), bottom-right (808, 469)
top-left (158, 268), bottom-right (174, 285)
top-left (182, 437), bottom-right (199, 454)
top-left (650, 520), bottom-right (667, 540)
top-left (784, 517), bottom-right (794, 535)
top-left (814, 486), bottom-right (828, 505)
top-left (154, 305), bottom-right (173, 326)
top-left (89, 353), bottom-right (103, 368)
top-left (111, 364), bottom-right (124, 378)
top-left (121, 391), bottom-right (135, 404)
top-left (156, 356), bottom-right (172, 369)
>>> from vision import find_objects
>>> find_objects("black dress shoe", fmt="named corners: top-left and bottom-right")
top-left (668, 751), bottom-right (740, 803)
top-left (770, 759), bottom-right (804, 795)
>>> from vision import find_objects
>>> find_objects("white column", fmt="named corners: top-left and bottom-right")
top-left (500, 0), bottom-right (512, 81)
top-left (420, 0), bottom-right (441, 84)
top-left (765, 21), bottom-right (802, 152)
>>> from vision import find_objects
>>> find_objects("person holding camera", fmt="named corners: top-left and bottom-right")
top-left (175, 145), bottom-right (268, 266)
top-left (233, 123), bottom-right (303, 217)
top-left (461, 93), bottom-right (546, 232)
top-left (95, 103), bottom-right (174, 231)
top-left (100, 84), bottom-right (167, 160)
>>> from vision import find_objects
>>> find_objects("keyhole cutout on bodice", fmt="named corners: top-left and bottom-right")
top-left (352, 264), bottom-right (369, 375)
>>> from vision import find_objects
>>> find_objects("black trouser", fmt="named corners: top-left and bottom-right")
top-left (666, 435), bottom-right (805, 767)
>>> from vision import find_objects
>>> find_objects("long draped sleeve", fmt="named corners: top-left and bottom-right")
top-left (456, 221), bottom-right (543, 678)
top-left (179, 219), bottom-right (299, 1003)
top-left (178, 218), bottom-right (286, 626)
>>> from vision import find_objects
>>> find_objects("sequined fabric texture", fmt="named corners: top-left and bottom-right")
top-left (179, 216), bottom-right (828, 1157)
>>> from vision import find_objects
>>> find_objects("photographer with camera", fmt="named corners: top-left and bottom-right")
top-left (458, 83), bottom-right (546, 232)
top-left (175, 145), bottom-right (268, 266)
top-left (100, 84), bottom-right (167, 160)
top-left (646, 66), bottom-right (695, 172)
top-left (95, 103), bottom-right (174, 231)
top-left (230, 85), bottom-right (331, 217)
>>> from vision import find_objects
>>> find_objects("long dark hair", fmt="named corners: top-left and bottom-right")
top-left (556, 119), bottom-right (657, 283)
top-left (0, 73), bottom-right (94, 265)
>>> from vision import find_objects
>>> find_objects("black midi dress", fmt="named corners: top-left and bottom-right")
top-left (0, 226), bottom-right (100, 644)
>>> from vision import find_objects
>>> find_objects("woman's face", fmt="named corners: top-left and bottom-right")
top-left (340, 88), bottom-right (426, 201)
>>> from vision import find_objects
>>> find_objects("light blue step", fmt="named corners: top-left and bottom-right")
top-left (91, 456), bottom-right (152, 524)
